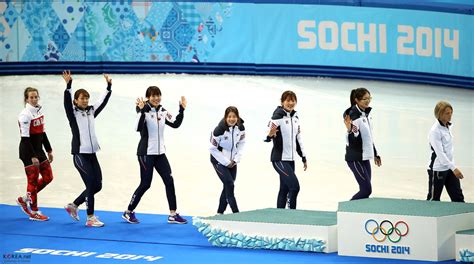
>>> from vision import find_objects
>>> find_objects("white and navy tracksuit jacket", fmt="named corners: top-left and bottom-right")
top-left (264, 106), bottom-right (306, 163)
top-left (209, 119), bottom-right (245, 214)
top-left (64, 80), bottom-right (112, 154)
top-left (64, 80), bottom-right (111, 215)
top-left (18, 103), bottom-right (52, 163)
top-left (426, 120), bottom-right (464, 202)
top-left (126, 103), bottom-right (184, 213)
top-left (344, 105), bottom-right (379, 161)
top-left (428, 120), bottom-right (456, 172)
top-left (136, 103), bottom-right (184, 155)
top-left (209, 119), bottom-right (246, 166)
top-left (344, 105), bottom-right (379, 200)
top-left (265, 106), bottom-right (305, 210)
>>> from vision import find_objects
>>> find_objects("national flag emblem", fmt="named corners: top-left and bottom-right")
top-left (211, 138), bottom-right (218, 147)
top-left (270, 122), bottom-right (278, 130)
top-left (351, 124), bottom-right (359, 133)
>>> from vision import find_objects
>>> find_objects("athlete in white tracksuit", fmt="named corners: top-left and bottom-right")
top-left (426, 101), bottom-right (464, 202)
top-left (123, 86), bottom-right (188, 224)
top-left (343, 88), bottom-right (381, 201)
top-left (209, 106), bottom-right (246, 214)
top-left (62, 71), bottom-right (112, 227)
top-left (265, 91), bottom-right (307, 209)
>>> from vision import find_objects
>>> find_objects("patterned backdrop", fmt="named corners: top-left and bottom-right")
top-left (0, 1), bottom-right (233, 62)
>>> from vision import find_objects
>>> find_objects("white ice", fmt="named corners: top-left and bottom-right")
top-left (0, 74), bottom-right (472, 217)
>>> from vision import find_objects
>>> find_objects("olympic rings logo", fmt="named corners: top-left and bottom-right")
top-left (364, 219), bottom-right (409, 243)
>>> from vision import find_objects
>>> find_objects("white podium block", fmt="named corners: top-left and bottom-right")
top-left (456, 229), bottom-right (474, 262)
top-left (337, 198), bottom-right (474, 261)
top-left (193, 208), bottom-right (337, 253)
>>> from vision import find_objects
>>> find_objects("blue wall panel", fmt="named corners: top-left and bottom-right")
top-left (0, 1), bottom-right (472, 88)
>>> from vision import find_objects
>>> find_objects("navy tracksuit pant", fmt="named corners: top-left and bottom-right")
top-left (73, 154), bottom-right (102, 215)
top-left (272, 161), bottom-right (300, 209)
top-left (211, 159), bottom-right (239, 214)
top-left (128, 154), bottom-right (177, 211)
top-left (426, 169), bottom-right (464, 202)
top-left (347, 160), bottom-right (372, 200)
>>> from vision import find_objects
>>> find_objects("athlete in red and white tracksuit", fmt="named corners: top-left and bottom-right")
top-left (17, 94), bottom-right (54, 220)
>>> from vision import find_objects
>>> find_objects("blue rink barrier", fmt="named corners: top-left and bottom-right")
top-left (0, 62), bottom-right (472, 89)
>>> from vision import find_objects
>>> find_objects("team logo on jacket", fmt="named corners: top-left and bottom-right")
top-left (29, 116), bottom-right (45, 134)
top-left (224, 136), bottom-right (228, 140)
top-left (286, 120), bottom-right (289, 124)
top-left (32, 117), bottom-right (44, 126)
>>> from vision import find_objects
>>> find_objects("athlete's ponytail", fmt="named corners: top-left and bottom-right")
top-left (350, 89), bottom-right (356, 106)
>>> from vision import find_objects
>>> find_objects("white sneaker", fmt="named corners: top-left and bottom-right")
top-left (86, 215), bottom-right (104, 227)
top-left (64, 203), bottom-right (79, 221)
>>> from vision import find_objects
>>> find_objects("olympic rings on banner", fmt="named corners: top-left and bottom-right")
top-left (364, 219), bottom-right (409, 243)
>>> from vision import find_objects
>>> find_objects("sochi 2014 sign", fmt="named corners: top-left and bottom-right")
top-left (364, 219), bottom-right (410, 255)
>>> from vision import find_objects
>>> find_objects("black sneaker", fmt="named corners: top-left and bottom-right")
top-left (168, 213), bottom-right (187, 224)
top-left (122, 211), bottom-right (139, 224)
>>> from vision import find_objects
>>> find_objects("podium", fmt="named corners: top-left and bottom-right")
top-left (337, 198), bottom-right (474, 261)
top-left (456, 229), bottom-right (474, 262)
top-left (193, 208), bottom-right (337, 253)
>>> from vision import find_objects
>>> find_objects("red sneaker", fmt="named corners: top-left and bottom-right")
top-left (29, 211), bottom-right (49, 221)
top-left (16, 196), bottom-right (31, 217)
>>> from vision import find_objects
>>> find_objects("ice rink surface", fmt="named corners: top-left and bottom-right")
top-left (1, 74), bottom-right (472, 216)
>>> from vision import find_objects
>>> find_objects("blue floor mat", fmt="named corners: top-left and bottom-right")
top-left (0, 204), bottom-right (208, 247)
top-left (0, 205), bottom-right (457, 264)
